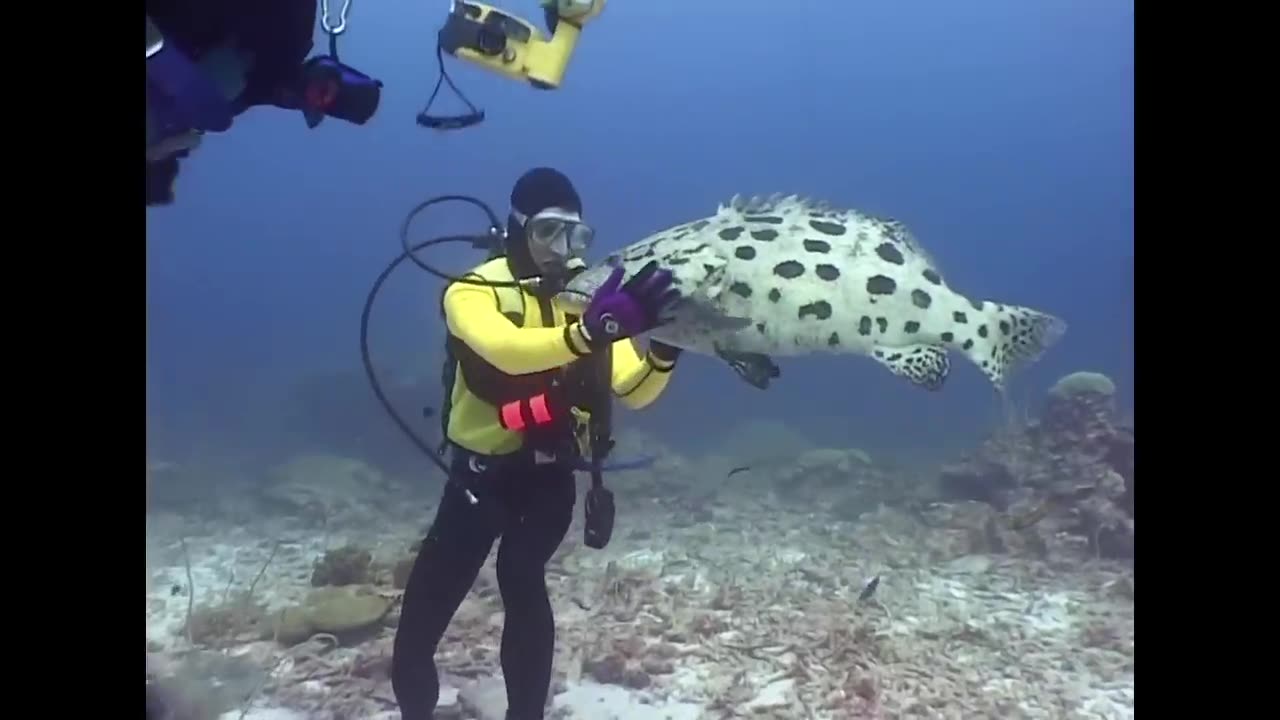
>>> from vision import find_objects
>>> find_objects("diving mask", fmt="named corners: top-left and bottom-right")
top-left (513, 208), bottom-right (594, 272)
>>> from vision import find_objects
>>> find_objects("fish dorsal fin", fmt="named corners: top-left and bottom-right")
top-left (711, 190), bottom-right (942, 274)
top-left (715, 193), bottom-right (842, 220)
top-left (884, 221), bottom-right (940, 272)
top-left (714, 192), bottom-right (942, 274)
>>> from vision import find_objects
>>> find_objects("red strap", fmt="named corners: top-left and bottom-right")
top-left (500, 401), bottom-right (525, 431)
top-left (305, 78), bottom-right (339, 111)
top-left (529, 393), bottom-right (552, 425)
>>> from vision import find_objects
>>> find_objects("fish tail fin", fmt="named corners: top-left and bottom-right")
top-left (964, 301), bottom-right (1067, 391)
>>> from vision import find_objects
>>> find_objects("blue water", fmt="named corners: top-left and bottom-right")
top-left (146, 0), bottom-right (1133, 464)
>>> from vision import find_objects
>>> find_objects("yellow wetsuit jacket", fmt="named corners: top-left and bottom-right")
top-left (442, 257), bottom-right (675, 456)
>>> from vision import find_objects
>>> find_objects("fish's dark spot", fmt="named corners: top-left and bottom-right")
top-left (809, 220), bottom-right (847, 236)
top-left (962, 339), bottom-right (974, 350)
top-left (703, 264), bottom-right (717, 277)
top-left (941, 331), bottom-right (954, 342)
top-left (999, 320), bottom-right (1011, 335)
top-left (875, 243), bottom-right (905, 265)
top-left (773, 261), bottom-right (805, 279)
top-left (904, 321), bottom-right (921, 333)
top-left (667, 257), bottom-right (690, 265)
top-left (866, 275), bottom-right (897, 295)
top-left (858, 317), bottom-right (872, 335)
top-left (689, 220), bottom-right (709, 232)
top-left (750, 229), bottom-right (779, 242)
top-left (718, 227), bottom-right (744, 241)
top-left (922, 269), bottom-right (942, 285)
top-left (888, 353), bottom-right (902, 362)
top-left (803, 239), bottom-right (831, 253)
top-left (691, 243), bottom-right (710, 253)
top-left (755, 322), bottom-right (766, 334)
top-left (876, 317), bottom-right (888, 333)
top-left (911, 289), bottom-right (932, 309)
top-left (978, 325), bottom-right (989, 338)
top-left (815, 264), bottom-right (841, 281)
top-left (970, 298), bottom-right (985, 311)
top-left (953, 311), bottom-right (968, 323)
top-left (744, 215), bottom-right (784, 224)
top-left (827, 332), bottom-right (841, 347)
top-left (729, 282), bottom-right (753, 298)
top-left (798, 301), bottom-right (833, 320)
top-left (768, 288), bottom-right (781, 303)
top-left (734, 246), bottom-right (757, 260)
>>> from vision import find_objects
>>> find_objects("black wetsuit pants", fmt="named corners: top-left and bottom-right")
top-left (391, 449), bottom-right (576, 720)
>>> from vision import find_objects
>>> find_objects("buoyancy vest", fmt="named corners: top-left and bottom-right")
top-left (440, 256), bottom-right (592, 457)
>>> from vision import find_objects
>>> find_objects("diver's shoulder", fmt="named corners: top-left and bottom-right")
top-left (454, 256), bottom-right (511, 280)
top-left (448, 256), bottom-right (507, 283)
top-left (443, 256), bottom-right (511, 298)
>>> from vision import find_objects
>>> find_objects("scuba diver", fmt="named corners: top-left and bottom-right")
top-left (390, 167), bottom-right (683, 720)
top-left (147, 0), bottom-right (608, 206)
top-left (146, 0), bottom-right (382, 206)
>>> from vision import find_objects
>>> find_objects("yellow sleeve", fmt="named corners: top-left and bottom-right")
top-left (610, 338), bottom-right (676, 410)
top-left (443, 279), bottom-right (594, 376)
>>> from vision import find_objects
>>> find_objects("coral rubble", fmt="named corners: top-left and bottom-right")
top-left (939, 371), bottom-right (1134, 560)
top-left (146, 377), bottom-right (1134, 719)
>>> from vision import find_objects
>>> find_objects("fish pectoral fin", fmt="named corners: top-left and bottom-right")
top-left (714, 344), bottom-right (781, 390)
top-left (676, 297), bottom-right (753, 332)
top-left (871, 344), bottom-right (950, 391)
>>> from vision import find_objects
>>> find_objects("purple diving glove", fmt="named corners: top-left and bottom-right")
top-left (580, 261), bottom-right (681, 348)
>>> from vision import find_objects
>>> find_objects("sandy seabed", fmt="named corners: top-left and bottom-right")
top-left (146, 484), bottom-right (1133, 720)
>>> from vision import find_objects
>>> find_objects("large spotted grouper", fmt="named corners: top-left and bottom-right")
top-left (557, 194), bottom-right (1067, 392)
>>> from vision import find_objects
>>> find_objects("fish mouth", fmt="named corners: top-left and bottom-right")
top-left (556, 288), bottom-right (592, 312)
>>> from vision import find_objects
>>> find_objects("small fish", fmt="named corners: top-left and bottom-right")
top-left (558, 194), bottom-right (1066, 393)
top-left (726, 465), bottom-right (752, 478)
top-left (858, 575), bottom-right (881, 602)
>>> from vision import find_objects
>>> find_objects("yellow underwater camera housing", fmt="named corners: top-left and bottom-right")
top-left (442, 0), bottom-right (604, 88)
top-left (417, 0), bottom-right (606, 130)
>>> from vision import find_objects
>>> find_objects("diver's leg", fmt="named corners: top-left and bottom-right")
top-left (392, 470), bottom-right (501, 720)
top-left (494, 465), bottom-right (576, 719)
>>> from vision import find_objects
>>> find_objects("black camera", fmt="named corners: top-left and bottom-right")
top-left (299, 56), bottom-right (383, 128)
